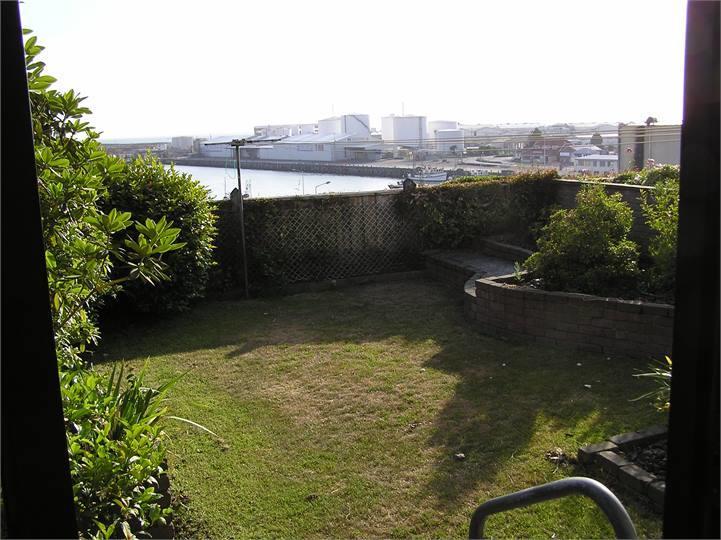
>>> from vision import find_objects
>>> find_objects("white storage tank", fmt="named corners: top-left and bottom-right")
top-left (319, 114), bottom-right (371, 138)
top-left (436, 129), bottom-right (464, 153)
top-left (428, 120), bottom-right (459, 138)
top-left (381, 115), bottom-right (427, 148)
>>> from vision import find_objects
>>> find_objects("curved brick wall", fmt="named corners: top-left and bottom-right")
top-left (464, 274), bottom-right (674, 358)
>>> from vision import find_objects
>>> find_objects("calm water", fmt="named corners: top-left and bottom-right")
top-left (168, 165), bottom-right (393, 200)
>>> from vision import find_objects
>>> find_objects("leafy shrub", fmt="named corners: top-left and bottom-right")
top-left (103, 156), bottom-right (217, 313)
top-left (524, 183), bottom-right (641, 296)
top-left (396, 169), bottom-right (559, 248)
top-left (644, 164), bottom-right (680, 186)
top-left (613, 171), bottom-right (638, 184)
top-left (641, 178), bottom-right (679, 294)
top-left (615, 164), bottom-right (679, 186)
top-left (633, 356), bottom-right (672, 412)
top-left (63, 365), bottom-right (173, 537)
top-left (26, 30), bottom-right (184, 537)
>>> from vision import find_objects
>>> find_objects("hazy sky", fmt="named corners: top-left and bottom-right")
top-left (20, 0), bottom-right (687, 139)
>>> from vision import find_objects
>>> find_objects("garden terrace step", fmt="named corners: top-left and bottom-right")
top-left (423, 249), bottom-right (516, 292)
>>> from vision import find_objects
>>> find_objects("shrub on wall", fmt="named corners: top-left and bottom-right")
top-left (614, 165), bottom-right (679, 186)
top-left (524, 183), bottom-right (641, 296)
top-left (396, 169), bottom-right (559, 249)
top-left (103, 156), bottom-right (217, 312)
top-left (641, 178), bottom-right (679, 294)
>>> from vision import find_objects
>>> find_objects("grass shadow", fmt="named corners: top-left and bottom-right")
top-left (98, 277), bottom-right (662, 530)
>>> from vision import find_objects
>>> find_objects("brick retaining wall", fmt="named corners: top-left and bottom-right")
top-left (464, 274), bottom-right (674, 358)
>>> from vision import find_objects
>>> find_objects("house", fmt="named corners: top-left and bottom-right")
top-left (520, 136), bottom-right (570, 165)
top-left (573, 153), bottom-right (618, 173)
top-left (559, 144), bottom-right (603, 168)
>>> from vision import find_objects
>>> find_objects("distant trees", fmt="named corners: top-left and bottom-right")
top-left (528, 128), bottom-right (543, 148)
top-left (645, 116), bottom-right (659, 126)
top-left (590, 132), bottom-right (603, 147)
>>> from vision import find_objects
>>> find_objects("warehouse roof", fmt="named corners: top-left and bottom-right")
top-left (278, 133), bottom-right (352, 144)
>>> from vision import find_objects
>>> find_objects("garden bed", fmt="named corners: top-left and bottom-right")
top-left (464, 273), bottom-right (674, 358)
top-left (578, 425), bottom-right (667, 512)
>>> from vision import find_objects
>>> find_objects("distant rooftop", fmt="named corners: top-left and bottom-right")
top-left (575, 154), bottom-right (618, 160)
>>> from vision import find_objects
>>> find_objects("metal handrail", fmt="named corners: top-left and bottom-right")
top-left (468, 477), bottom-right (637, 539)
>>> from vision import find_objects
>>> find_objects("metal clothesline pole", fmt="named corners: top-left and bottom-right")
top-left (233, 143), bottom-right (249, 299)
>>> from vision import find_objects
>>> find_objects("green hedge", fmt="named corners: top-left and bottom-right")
top-left (210, 199), bottom-right (289, 293)
top-left (395, 169), bottom-right (560, 249)
top-left (103, 156), bottom-right (217, 313)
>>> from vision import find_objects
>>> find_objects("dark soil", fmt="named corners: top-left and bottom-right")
top-left (510, 274), bottom-right (674, 305)
top-left (619, 440), bottom-right (667, 480)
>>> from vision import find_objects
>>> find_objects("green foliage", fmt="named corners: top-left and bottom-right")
top-left (26, 30), bottom-right (184, 537)
top-left (396, 170), bottom-right (559, 248)
top-left (641, 178), bottom-right (679, 294)
top-left (63, 365), bottom-right (174, 537)
top-left (612, 171), bottom-right (637, 184)
top-left (209, 198), bottom-right (290, 292)
top-left (524, 184), bottom-right (641, 296)
top-left (103, 155), bottom-right (217, 313)
top-left (633, 356), bottom-right (672, 412)
top-left (614, 164), bottom-right (679, 186)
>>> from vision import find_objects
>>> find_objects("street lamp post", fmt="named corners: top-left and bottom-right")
top-left (315, 180), bottom-right (331, 194)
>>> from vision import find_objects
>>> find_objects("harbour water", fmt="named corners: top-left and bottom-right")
top-left (168, 165), bottom-right (393, 200)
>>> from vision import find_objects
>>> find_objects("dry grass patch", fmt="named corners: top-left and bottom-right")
top-left (101, 279), bottom-right (665, 538)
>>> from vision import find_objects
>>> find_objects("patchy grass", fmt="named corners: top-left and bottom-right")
top-left (100, 279), bottom-right (665, 538)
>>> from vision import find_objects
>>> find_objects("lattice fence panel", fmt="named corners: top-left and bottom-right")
top-left (248, 195), bottom-right (421, 283)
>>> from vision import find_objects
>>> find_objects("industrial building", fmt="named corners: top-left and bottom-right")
top-left (100, 138), bottom-right (170, 160)
top-left (170, 136), bottom-right (193, 154)
top-left (618, 124), bottom-right (681, 170)
top-left (318, 114), bottom-right (371, 138)
top-left (198, 134), bottom-right (253, 159)
top-left (434, 128), bottom-right (464, 153)
top-left (381, 115), bottom-right (428, 152)
top-left (253, 123), bottom-right (317, 137)
top-left (198, 114), bottom-right (381, 163)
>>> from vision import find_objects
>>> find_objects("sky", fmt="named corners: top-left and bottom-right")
top-left (19, 0), bottom-right (688, 139)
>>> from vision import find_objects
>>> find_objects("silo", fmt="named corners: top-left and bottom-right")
top-left (436, 129), bottom-right (464, 153)
top-left (381, 115), bottom-right (427, 148)
top-left (428, 120), bottom-right (459, 137)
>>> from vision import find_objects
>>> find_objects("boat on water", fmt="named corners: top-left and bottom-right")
top-left (407, 167), bottom-right (448, 184)
top-left (388, 167), bottom-right (449, 189)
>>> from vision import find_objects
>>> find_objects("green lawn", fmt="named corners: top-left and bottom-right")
top-left (101, 279), bottom-right (665, 538)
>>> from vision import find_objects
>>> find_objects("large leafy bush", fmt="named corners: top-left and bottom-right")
top-left (524, 183), bottom-right (641, 296)
top-left (103, 156), bottom-right (217, 313)
top-left (26, 30), bottom-right (183, 537)
top-left (641, 178), bottom-right (679, 294)
top-left (396, 169), bottom-right (559, 248)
